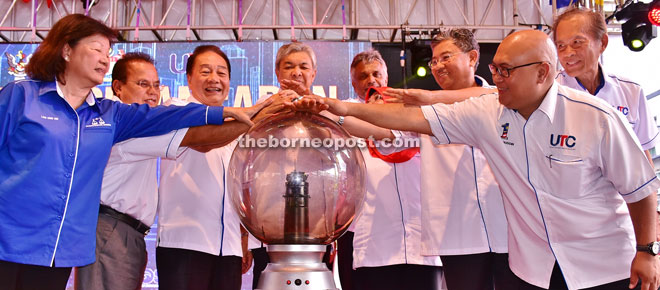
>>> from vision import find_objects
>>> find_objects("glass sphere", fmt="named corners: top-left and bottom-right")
top-left (228, 111), bottom-right (366, 245)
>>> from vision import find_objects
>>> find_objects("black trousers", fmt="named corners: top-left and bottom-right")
top-left (250, 245), bottom-right (333, 288)
top-left (354, 263), bottom-right (443, 290)
top-left (0, 259), bottom-right (72, 290)
top-left (155, 247), bottom-right (241, 290)
top-left (441, 252), bottom-right (519, 290)
top-left (517, 262), bottom-right (643, 290)
top-left (337, 231), bottom-right (357, 290)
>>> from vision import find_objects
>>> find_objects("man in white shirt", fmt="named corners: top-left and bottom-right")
top-left (74, 52), bottom-right (269, 290)
top-left (154, 45), bottom-right (290, 290)
top-left (385, 28), bottom-right (515, 290)
top-left (339, 49), bottom-right (443, 290)
top-left (249, 42), bottom-right (336, 289)
top-left (552, 8), bottom-right (658, 162)
top-left (292, 30), bottom-right (660, 290)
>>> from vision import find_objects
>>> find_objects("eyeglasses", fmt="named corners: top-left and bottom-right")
top-left (488, 61), bottom-right (546, 78)
top-left (135, 80), bottom-right (164, 90)
top-left (428, 52), bottom-right (463, 68)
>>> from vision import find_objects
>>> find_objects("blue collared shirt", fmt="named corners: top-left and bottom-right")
top-left (0, 79), bottom-right (224, 267)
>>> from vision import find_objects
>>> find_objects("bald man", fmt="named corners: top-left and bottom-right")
top-left (293, 30), bottom-right (660, 290)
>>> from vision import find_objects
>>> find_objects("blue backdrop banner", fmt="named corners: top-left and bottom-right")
top-left (1, 41), bottom-right (371, 106)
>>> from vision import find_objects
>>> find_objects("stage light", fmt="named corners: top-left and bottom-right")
top-left (416, 66), bottom-right (428, 77)
top-left (649, 0), bottom-right (660, 26)
top-left (621, 15), bottom-right (657, 51)
top-left (410, 39), bottom-right (432, 78)
top-left (615, 1), bottom-right (658, 51)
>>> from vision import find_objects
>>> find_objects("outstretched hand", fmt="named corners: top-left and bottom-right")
top-left (252, 90), bottom-right (299, 123)
top-left (383, 88), bottom-right (436, 106)
top-left (223, 97), bottom-right (274, 126)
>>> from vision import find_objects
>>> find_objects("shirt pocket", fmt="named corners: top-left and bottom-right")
top-left (544, 154), bottom-right (586, 199)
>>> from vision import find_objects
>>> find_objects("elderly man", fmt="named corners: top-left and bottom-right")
top-left (73, 52), bottom-right (270, 290)
top-left (248, 42), bottom-right (337, 289)
top-left (294, 30), bottom-right (660, 290)
top-left (155, 45), bottom-right (291, 290)
top-left (553, 8), bottom-right (658, 162)
top-left (386, 28), bottom-right (515, 290)
top-left (338, 49), bottom-right (443, 290)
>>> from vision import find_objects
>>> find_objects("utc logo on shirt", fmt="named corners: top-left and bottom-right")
top-left (550, 134), bottom-right (576, 148)
top-left (616, 106), bottom-right (629, 116)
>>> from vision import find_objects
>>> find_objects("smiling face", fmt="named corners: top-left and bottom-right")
top-left (113, 61), bottom-right (160, 107)
top-left (491, 30), bottom-right (556, 118)
top-left (187, 50), bottom-right (230, 106)
top-left (554, 14), bottom-right (606, 82)
top-left (430, 40), bottom-right (478, 90)
top-left (63, 33), bottom-right (111, 86)
top-left (276, 51), bottom-right (316, 90)
top-left (351, 60), bottom-right (388, 100)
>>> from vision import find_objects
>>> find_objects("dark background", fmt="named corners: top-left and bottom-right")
top-left (373, 42), bottom-right (500, 89)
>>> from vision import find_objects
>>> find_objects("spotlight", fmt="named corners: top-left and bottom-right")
top-left (622, 18), bottom-right (657, 51)
top-left (410, 39), bottom-right (432, 78)
top-left (416, 66), bottom-right (428, 77)
top-left (615, 1), bottom-right (658, 51)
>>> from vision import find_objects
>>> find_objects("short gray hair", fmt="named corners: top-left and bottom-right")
top-left (350, 49), bottom-right (387, 72)
top-left (431, 28), bottom-right (480, 68)
top-left (275, 42), bottom-right (317, 69)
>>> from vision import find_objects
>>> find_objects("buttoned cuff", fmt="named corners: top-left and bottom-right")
top-left (206, 106), bottom-right (225, 125)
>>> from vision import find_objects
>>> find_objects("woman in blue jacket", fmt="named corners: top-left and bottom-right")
top-left (0, 14), bottom-right (253, 290)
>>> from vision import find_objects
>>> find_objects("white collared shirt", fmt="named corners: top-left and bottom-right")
top-left (557, 65), bottom-right (658, 150)
top-left (157, 97), bottom-right (243, 257)
top-left (100, 128), bottom-right (188, 226)
top-left (420, 76), bottom-right (508, 256)
top-left (421, 82), bottom-right (660, 290)
top-left (352, 136), bottom-right (442, 268)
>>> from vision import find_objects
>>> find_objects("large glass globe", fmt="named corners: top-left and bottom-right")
top-left (228, 111), bottom-right (366, 245)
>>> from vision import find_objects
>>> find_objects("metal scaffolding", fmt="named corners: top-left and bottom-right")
top-left (0, 0), bottom-right (621, 43)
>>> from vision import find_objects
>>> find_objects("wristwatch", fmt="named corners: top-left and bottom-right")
top-left (636, 242), bottom-right (660, 256)
top-left (337, 116), bottom-right (345, 126)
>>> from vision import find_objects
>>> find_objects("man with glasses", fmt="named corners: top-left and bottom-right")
top-left (74, 52), bottom-right (271, 290)
top-left (386, 28), bottom-right (514, 290)
top-left (292, 30), bottom-right (660, 290)
top-left (553, 8), bottom-right (657, 163)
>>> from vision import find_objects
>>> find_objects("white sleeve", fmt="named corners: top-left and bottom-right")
top-left (600, 109), bottom-right (660, 203)
top-left (114, 128), bottom-right (190, 162)
top-left (420, 94), bottom-right (496, 148)
top-left (632, 87), bottom-right (659, 150)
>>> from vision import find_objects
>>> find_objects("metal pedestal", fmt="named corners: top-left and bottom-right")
top-left (256, 244), bottom-right (338, 290)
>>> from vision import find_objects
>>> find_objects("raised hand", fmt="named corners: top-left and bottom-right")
top-left (280, 79), bottom-right (311, 96)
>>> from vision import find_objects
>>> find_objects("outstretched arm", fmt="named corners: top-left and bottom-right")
top-left (292, 96), bottom-right (432, 135)
top-left (183, 92), bottom-right (293, 151)
top-left (384, 87), bottom-right (495, 106)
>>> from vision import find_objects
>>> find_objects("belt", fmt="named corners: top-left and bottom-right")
top-left (99, 205), bottom-right (151, 236)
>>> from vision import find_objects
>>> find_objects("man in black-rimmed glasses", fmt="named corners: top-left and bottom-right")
top-left (291, 29), bottom-right (660, 290)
